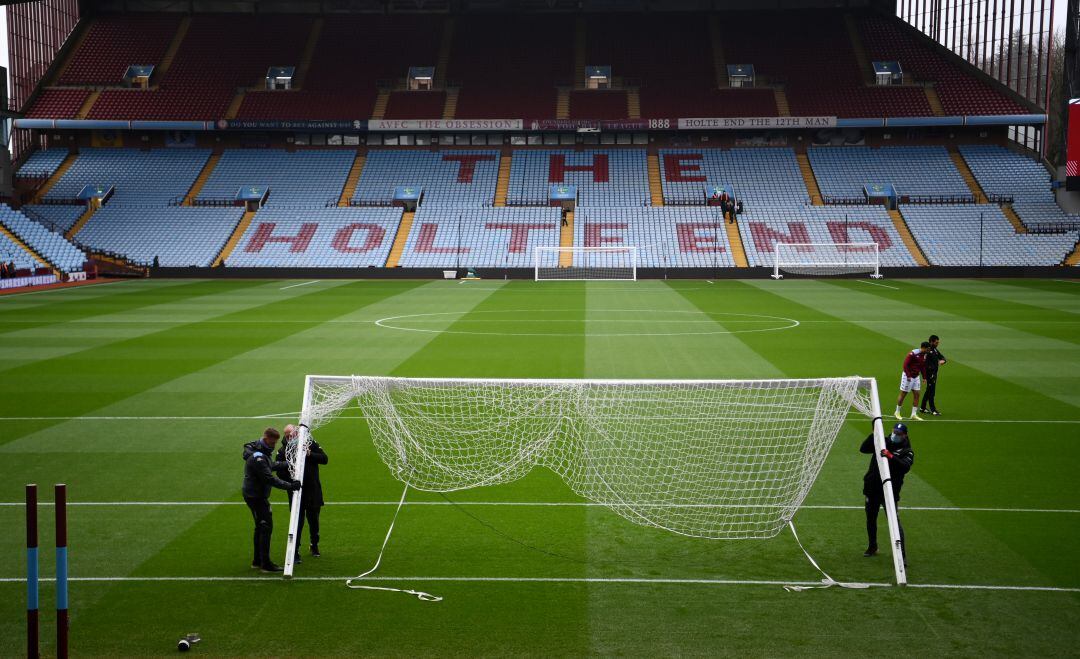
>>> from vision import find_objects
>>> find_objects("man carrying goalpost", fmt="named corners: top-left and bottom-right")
top-left (895, 342), bottom-right (930, 421)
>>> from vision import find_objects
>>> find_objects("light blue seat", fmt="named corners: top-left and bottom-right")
top-left (507, 150), bottom-right (649, 207)
top-left (76, 205), bottom-right (244, 267)
top-left (397, 207), bottom-right (561, 267)
top-left (18, 149), bottom-right (69, 178)
top-left (659, 148), bottom-right (810, 208)
top-left (0, 205), bottom-right (86, 272)
top-left (809, 146), bottom-right (970, 201)
top-left (23, 205), bottom-right (87, 234)
top-left (574, 207), bottom-right (736, 267)
top-left (353, 150), bottom-right (500, 207)
top-left (225, 207), bottom-right (403, 267)
top-left (45, 148), bottom-right (211, 205)
top-left (200, 149), bottom-right (356, 208)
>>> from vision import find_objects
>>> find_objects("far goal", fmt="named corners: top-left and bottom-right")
top-left (772, 242), bottom-right (882, 279)
top-left (535, 246), bottom-right (637, 281)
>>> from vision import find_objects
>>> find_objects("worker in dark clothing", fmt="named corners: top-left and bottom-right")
top-left (242, 427), bottom-right (300, 573)
top-left (860, 422), bottom-right (915, 562)
top-left (919, 334), bottom-right (947, 416)
top-left (275, 424), bottom-right (329, 563)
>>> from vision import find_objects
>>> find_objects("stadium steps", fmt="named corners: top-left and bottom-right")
top-left (627, 89), bottom-right (641, 119)
top-left (76, 90), bottom-right (101, 119)
top-left (709, 15), bottom-right (728, 87)
top-left (924, 85), bottom-right (946, 116)
top-left (385, 210), bottom-right (415, 267)
top-left (225, 92), bottom-right (246, 120)
top-left (371, 89), bottom-right (391, 119)
top-left (0, 221), bottom-right (51, 273)
top-left (574, 17), bottom-right (587, 88)
top-left (559, 211), bottom-right (574, 266)
top-left (434, 18), bottom-right (454, 88)
top-left (844, 14), bottom-right (874, 83)
top-left (888, 208), bottom-right (930, 266)
top-left (494, 154), bottom-right (512, 207)
top-left (338, 153), bottom-right (365, 206)
top-left (949, 149), bottom-right (989, 203)
top-left (1065, 240), bottom-right (1080, 266)
top-left (213, 210), bottom-right (255, 267)
top-left (183, 153), bottom-right (222, 206)
top-left (796, 153), bottom-right (823, 205)
top-left (31, 152), bottom-right (77, 203)
top-left (50, 21), bottom-right (94, 84)
top-left (442, 87), bottom-right (459, 119)
top-left (293, 17), bottom-right (324, 89)
top-left (647, 154), bottom-right (664, 206)
top-left (65, 205), bottom-right (97, 241)
top-left (725, 219), bottom-right (749, 268)
top-left (556, 88), bottom-right (571, 119)
top-left (1002, 204), bottom-right (1030, 233)
top-left (156, 16), bottom-right (192, 78)
top-left (773, 87), bottom-right (791, 116)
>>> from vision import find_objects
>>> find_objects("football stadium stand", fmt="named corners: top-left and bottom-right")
top-left (45, 148), bottom-right (211, 205)
top-left (22, 205), bottom-right (86, 234)
top-left (74, 206), bottom-right (244, 267)
top-left (574, 207), bottom-right (736, 267)
top-left (397, 207), bottom-right (561, 268)
top-left (901, 204), bottom-right (1079, 266)
top-left (224, 207), bottom-right (403, 268)
top-left (508, 149), bottom-right (649, 207)
top-left (197, 149), bottom-right (355, 207)
top-left (0, 205), bottom-right (86, 272)
top-left (17, 149), bottom-right (70, 179)
top-left (0, 233), bottom-right (44, 272)
top-left (658, 149), bottom-right (809, 207)
top-left (808, 146), bottom-right (971, 201)
top-left (959, 145), bottom-right (1080, 232)
top-left (25, 88), bottom-right (90, 119)
top-left (382, 91), bottom-right (447, 120)
top-left (353, 150), bottom-right (501, 207)
top-left (58, 14), bottom-right (181, 86)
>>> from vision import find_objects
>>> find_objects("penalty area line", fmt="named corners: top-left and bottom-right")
top-left (0, 575), bottom-right (1075, 593)
top-left (280, 280), bottom-right (320, 290)
top-left (856, 280), bottom-right (900, 290)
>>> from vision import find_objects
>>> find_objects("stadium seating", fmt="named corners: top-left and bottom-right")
top-left (17, 149), bottom-right (70, 179)
top-left (25, 89), bottom-right (90, 119)
top-left (383, 92), bottom-right (446, 120)
top-left (0, 205), bottom-right (86, 272)
top-left (75, 205), bottom-right (244, 267)
top-left (574, 207), bottom-right (735, 267)
top-left (809, 146), bottom-right (970, 200)
top-left (45, 148), bottom-right (211, 205)
top-left (568, 91), bottom-right (628, 120)
top-left (901, 204), bottom-right (1078, 265)
top-left (197, 149), bottom-right (354, 207)
top-left (59, 14), bottom-right (181, 86)
top-left (22, 205), bottom-right (86, 234)
top-left (640, 88), bottom-right (778, 119)
top-left (508, 149), bottom-right (649, 207)
top-left (397, 207), bottom-right (561, 267)
top-left (0, 233), bottom-right (43, 272)
top-left (738, 206), bottom-right (918, 267)
top-left (224, 207), bottom-right (403, 268)
top-left (353, 150), bottom-right (500, 207)
top-left (959, 144), bottom-right (1080, 232)
top-left (658, 148), bottom-right (809, 207)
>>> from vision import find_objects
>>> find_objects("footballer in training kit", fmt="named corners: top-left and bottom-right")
top-left (895, 342), bottom-right (930, 421)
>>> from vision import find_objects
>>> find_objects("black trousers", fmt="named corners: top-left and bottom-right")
top-left (865, 494), bottom-right (905, 559)
top-left (921, 378), bottom-right (938, 412)
top-left (244, 496), bottom-right (273, 567)
top-left (291, 501), bottom-right (321, 552)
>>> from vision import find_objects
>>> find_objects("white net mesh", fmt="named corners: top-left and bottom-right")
top-left (293, 376), bottom-right (875, 540)
top-left (774, 243), bottom-right (880, 277)
top-left (535, 246), bottom-right (637, 281)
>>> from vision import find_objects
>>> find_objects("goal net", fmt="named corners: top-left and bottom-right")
top-left (283, 376), bottom-right (907, 585)
top-left (772, 242), bottom-right (881, 279)
top-left (535, 246), bottom-right (637, 281)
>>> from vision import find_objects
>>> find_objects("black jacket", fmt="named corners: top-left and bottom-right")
top-left (925, 347), bottom-right (947, 379)
top-left (241, 439), bottom-right (295, 499)
top-left (861, 433), bottom-right (914, 500)
top-left (276, 438), bottom-right (328, 507)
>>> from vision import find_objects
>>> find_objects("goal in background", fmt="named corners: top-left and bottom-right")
top-left (535, 246), bottom-right (637, 281)
top-left (283, 375), bottom-right (907, 586)
top-left (772, 242), bottom-right (882, 279)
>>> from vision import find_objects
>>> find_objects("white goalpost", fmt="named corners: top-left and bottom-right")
top-left (772, 242), bottom-right (882, 279)
top-left (534, 246), bottom-right (637, 281)
top-left (283, 375), bottom-right (907, 587)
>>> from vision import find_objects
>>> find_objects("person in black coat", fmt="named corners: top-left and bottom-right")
top-left (918, 334), bottom-right (947, 416)
top-left (242, 427), bottom-right (300, 572)
top-left (860, 422), bottom-right (915, 561)
top-left (276, 424), bottom-right (329, 562)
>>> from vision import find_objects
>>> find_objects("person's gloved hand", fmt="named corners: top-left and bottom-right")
top-left (880, 448), bottom-right (894, 460)
top-left (289, 480), bottom-right (302, 491)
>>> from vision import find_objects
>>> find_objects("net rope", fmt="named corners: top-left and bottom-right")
top-left (775, 243), bottom-right (879, 277)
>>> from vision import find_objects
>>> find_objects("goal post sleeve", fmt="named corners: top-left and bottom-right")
top-left (868, 377), bottom-right (908, 585)
top-left (283, 375), bottom-right (315, 579)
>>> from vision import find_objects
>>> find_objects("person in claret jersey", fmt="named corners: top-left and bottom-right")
top-left (894, 342), bottom-right (930, 421)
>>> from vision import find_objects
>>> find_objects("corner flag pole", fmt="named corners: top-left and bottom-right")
top-left (868, 379), bottom-right (908, 585)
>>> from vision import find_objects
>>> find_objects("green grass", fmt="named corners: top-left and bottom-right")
top-left (1, 277), bottom-right (1078, 657)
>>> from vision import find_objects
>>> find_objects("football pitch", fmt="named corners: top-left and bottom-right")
top-left (1, 276), bottom-right (1078, 657)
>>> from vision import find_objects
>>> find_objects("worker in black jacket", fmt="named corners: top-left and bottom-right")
top-left (242, 427), bottom-right (300, 573)
top-left (918, 334), bottom-right (947, 416)
top-left (275, 424), bottom-right (329, 563)
top-left (861, 422), bottom-right (915, 562)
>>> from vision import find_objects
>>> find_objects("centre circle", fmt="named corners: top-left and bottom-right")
top-left (374, 309), bottom-right (800, 337)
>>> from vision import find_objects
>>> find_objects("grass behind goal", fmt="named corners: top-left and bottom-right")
top-left (0, 277), bottom-right (1077, 656)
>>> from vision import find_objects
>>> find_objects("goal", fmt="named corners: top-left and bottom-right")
top-left (772, 242), bottom-right (882, 279)
top-left (535, 246), bottom-right (637, 281)
top-left (283, 375), bottom-right (907, 586)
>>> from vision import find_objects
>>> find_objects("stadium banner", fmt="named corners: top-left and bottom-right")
top-left (1067, 100), bottom-right (1080, 191)
top-left (678, 117), bottom-right (837, 129)
top-left (526, 119), bottom-right (660, 131)
top-left (218, 119), bottom-right (365, 131)
top-left (367, 119), bottom-right (522, 131)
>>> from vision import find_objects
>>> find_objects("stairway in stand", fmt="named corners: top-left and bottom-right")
top-left (338, 152), bottom-right (365, 206)
top-left (949, 148), bottom-right (988, 203)
top-left (559, 212), bottom-right (574, 266)
top-left (184, 153), bottom-right (222, 205)
top-left (647, 154), bottom-right (664, 206)
top-left (213, 210), bottom-right (257, 266)
top-left (32, 153), bottom-right (77, 203)
top-left (1065, 240), bottom-right (1080, 266)
top-left (65, 206), bottom-right (97, 241)
top-left (773, 87), bottom-right (791, 117)
top-left (844, 14), bottom-right (874, 83)
top-left (796, 152), bottom-right (823, 205)
top-left (724, 220), bottom-right (748, 268)
top-left (371, 90), bottom-right (391, 119)
top-left (888, 208), bottom-right (929, 266)
top-left (442, 88), bottom-right (459, 120)
top-left (709, 15), bottom-right (728, 87)
top-left (494, 153), bottom-right (512, 207)
top-left (924, 85), bottom-right (946, 116)
top-left (1002, 204), bottom-right (1029, 233)
top-left (385, 211), bottom-right (415, 267)
top-left (0, 222), bottom-right (53, 273)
